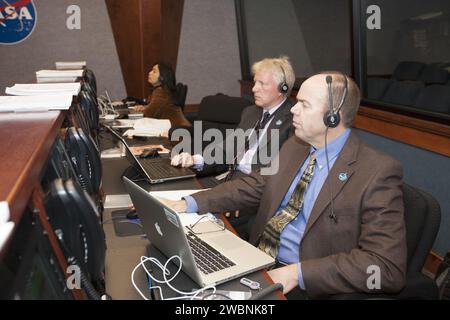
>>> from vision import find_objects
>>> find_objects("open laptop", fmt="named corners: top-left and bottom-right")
top-left (105, 125), bottom-right (196, 184)
top-left (123, 177), bottom-right (275, 287)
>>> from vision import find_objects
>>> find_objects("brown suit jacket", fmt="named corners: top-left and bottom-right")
top-left (192, 132), bottom-right (407, 298)
top-left (143, 87), bottom-right (191, 127)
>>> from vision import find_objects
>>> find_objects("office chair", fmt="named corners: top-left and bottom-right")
top-left (414, 85), bottom-right (450, 114)
top-left (84, 68), bottom-right (97, 96)
top-left (382, 80), bottom-right (424, 106)
top-left (64, 127), bottom-right (102, 198)
top-left (79, 90), bottom-right (100, 132)
top-left (45, 178), bottom-right (106, 299)
top-left (175, 83), bottom-right (188, 110)
top-left (330, 183), bottom-right (441, 300)
top-left (392, 61), bottom-right (426, 81)
top-left (170, 93), bottom-right (253, 151)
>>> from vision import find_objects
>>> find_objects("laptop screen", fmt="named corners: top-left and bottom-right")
top-left (104, 125), bottom-right (148, 177)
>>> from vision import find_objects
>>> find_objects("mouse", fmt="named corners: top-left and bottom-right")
top-left (139, 148), bottom-right (160, 159)
top-left (126, 208), bottom-right (139, 219)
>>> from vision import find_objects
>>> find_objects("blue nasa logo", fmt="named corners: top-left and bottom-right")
top-left (0, 0), bottom-right (37, 45)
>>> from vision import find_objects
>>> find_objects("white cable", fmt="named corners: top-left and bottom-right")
top-left (131, 255), bottom-right (218, 300)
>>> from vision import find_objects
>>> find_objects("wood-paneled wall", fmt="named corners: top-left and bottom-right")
top-left (106, 0), bottom-right (184, 99)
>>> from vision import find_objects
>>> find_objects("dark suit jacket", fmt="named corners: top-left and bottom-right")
top-left (197, 98), bottom-right (294, 177)
top-left (192, 132), bottom-right (407, 298)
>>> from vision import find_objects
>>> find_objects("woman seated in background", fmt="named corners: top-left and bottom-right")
top-left (134, 63), bottom-right (191, 127)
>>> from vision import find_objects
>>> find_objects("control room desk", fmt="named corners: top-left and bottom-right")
top-left (100, 133), bottom-right (285, 300)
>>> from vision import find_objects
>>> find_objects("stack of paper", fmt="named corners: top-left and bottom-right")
top-left (5, 83), bottom-right (81, 96)
top-left (0, 95), bottom-right (73, 112)
top-left (123, 118), bottom-right (171, 137)
top-left (36, 69), bottom-right (84, 83)
top-left (55, 61), bottom-right (87, 70)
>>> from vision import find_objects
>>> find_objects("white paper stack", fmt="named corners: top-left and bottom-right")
top-left (55, 61), bottom-right (87, 70)
top-left (36, 69), bottom-right (84, 83)
top-left (5, 83), bottom-right (81, 96)
top-left (0, 95), bottom-right (73, 112)
top-left (123, 118), bottom-right (171, 137)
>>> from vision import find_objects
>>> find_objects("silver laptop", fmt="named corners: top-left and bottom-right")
top-left (105, 125), bottom-right (196, 184)
top-left (123, 177), bottom-right (275, 287)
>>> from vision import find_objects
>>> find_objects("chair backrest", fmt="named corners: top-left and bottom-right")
top-left (414, 85), bottom-right (450, 113)
top-left (367, 77), bottom-right (394, 100)
top-left (198, 93), bottom-right (253, 125)
top-left (45, 178), bottom-right (105, 283)
top-left (418, 65), bottom-right (449, 85)
top-left (174, 83), bottom-right (188, 110)
top-left (382, 80), bottom-right (424, 106)
top-left (64, 127), bottom-right (102, 196)
top-left (84, 68), bottom-right (97, 95)
top-left (392, 61), bottom-right (426, 81)
top-left (402, 183), bottom-right (441, 273)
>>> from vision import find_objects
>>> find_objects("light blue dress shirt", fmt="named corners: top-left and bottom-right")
top-left (277, 128), bottom-right (351, 290)
top-left (185, 129), bottom-right (352, 291)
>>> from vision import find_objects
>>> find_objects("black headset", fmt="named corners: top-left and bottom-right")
top-left (324, 73), bottom-right (348, 128)
top-left (278, 64), bottom-right (289, 94)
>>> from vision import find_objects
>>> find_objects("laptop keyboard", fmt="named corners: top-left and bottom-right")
top-left (186, 231), bottom-right (236, 275)
top-left (140, 159), bottom-right (191, 179)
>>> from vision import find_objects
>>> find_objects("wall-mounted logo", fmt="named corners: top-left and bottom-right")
top-left (0, 0), bottom-right (37, 45)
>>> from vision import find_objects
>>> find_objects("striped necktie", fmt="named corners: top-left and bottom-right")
top-left (257, 152), bottom-right (316, 258)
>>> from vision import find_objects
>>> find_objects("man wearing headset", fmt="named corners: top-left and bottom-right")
top-left (171, 56), bottom-right (295, 180)
top-left (162, 72), bottom-right (407, 299)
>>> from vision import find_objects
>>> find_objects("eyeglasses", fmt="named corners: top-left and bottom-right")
top-left (187, 215), bottom-right (225, 235)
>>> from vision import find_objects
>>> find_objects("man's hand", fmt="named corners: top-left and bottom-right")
top-left (157, 197), bottom-right (188, 213)
top-left (133, 105), bottom-right (146, 112)
top-left (267, 264), bottom-right (299, 294)
top-left (171, 152), bottom-right (195, 168)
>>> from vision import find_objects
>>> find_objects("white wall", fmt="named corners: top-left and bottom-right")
top-left (176, 0), bottom-right (242, 104)
top-left (0, 0), bottom-right (126, 99)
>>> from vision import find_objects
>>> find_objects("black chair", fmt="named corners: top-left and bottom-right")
top-left (174, 83), bottom-right (188, 110)
top-left (331, 183), bottom-right (441, 300)
top-left (45, 178), bottom-right (106, 299)
top-left (382, 80), bottom-right (424, 106)
top-left (84, 68), bottom-right (97, 96)
top-left (170, 93), bottom-right (253, 152)
top-left (367, 77), bottom-right (394, 100)
top-left (414, 85), bottom-right (450, 114)
top-left (392, 61), bottom-right (426, 81)
top-left (64, 127), bottom-right (102, 198)
top-left (418, 64), bottom-right (449, 85)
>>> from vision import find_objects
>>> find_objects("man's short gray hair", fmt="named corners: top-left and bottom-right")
top-left (252, 56), bottom-right (296, 96)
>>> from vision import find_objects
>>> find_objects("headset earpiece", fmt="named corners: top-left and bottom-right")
top-left (323, 73), bottom-right (348, 128)
top-left (277, 63), bottom-right (289, 94)
top-left (278, 82), bottom-right (289, 94)
top-left (323, 111), bottom-right (341, 128)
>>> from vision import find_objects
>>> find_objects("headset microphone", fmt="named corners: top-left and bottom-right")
top-left (324, 75), bottom-right (340, 128)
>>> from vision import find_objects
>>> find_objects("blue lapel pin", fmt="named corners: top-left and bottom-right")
top-left (339, 173), bottom-right (348, 182)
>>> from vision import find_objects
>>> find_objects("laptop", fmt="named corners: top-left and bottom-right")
top-left (123, 177), bottom-right (275, 287)
top-left (105, 125), bottom-right (196, 184)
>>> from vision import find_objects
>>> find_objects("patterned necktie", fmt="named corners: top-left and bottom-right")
top-left (257, 152), bottom-right (316, 258)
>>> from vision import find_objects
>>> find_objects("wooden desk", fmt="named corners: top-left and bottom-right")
top-left (100, 132), bottom-right (285, 300)
top-left (0, 112), bottom-right (64, 224)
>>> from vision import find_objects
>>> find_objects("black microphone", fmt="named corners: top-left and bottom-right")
top-left (326, 76), bottom-right (334, 113)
